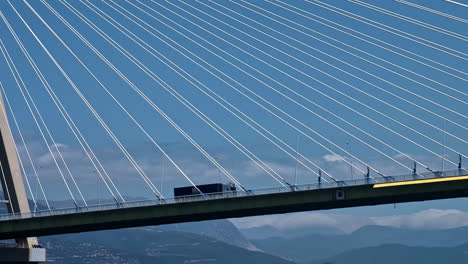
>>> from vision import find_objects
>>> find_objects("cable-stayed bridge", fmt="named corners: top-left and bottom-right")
top-left (0, 0), bottom-right (466, 262)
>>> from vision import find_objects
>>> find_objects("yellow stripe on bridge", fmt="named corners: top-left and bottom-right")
top-left (373, 175), bottom-right (468, 188)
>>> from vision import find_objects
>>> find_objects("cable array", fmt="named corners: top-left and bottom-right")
top-left (396, 1), bottom-right (467, 23)
top-left (0, 0), bottom-right (465, 212)
top-left (306, 0), bottom-right (467, 59)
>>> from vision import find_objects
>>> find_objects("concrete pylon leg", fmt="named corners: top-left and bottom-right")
top-left (0, 91), bottom-right (45, 262)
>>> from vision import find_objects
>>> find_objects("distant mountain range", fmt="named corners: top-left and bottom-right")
top-left (40, 224), bottom-right (468, 264)
top-left (309, 243), bottom-right (468, 264)
top-left (44, 228), bottom-right (292, 264)
top-left (252, 225), bottom-right (468, 263)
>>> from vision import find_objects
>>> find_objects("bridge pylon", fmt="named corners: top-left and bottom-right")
top-left (0, 92), bottom-right (45, 263)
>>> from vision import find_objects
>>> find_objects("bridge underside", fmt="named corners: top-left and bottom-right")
top-left (0, 177), bottom-right (467, 239)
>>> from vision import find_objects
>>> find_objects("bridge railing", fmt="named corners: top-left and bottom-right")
top-left (0, 169), bottom-right (466, 222)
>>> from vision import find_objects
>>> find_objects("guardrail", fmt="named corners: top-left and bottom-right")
top-left (0, 169), bottom-right (466, 222)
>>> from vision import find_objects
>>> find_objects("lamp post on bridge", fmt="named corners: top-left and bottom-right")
top-left (214, 156), bottom-right (221, 184)
top-left (442, 119), bottom-right (447, 172)
top-left (346, 142), bottom-right (354, 181)
top-left (294, 136), bottom-right (300, 187)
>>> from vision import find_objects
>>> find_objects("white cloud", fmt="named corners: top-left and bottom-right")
top-left (371, 209), bottom-right (468, 230)
top-left (36, 143), bottom-right (77, 166)
top-left (323, 154), bottom-right (343, 162)
top-left (50, 143), bottom-right (68, 150)
top-left (231, 209), bottom-right (468, 233)
top-left (231, 211), bottom-right (373, 233)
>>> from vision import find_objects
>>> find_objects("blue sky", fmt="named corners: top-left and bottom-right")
top-left (0, 0), bottom-right (466, 219)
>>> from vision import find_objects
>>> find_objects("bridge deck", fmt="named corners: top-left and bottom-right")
top-left (0, 172), bottom-right (467, 240)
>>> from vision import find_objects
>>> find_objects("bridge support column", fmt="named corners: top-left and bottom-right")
top-left (0, 92), bottom-right (45, 263)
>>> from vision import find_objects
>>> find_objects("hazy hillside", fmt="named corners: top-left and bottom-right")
top-left (309, 243), bottom-right (468, 264)
top-left (44, 228), bottom-right (293, 264)
top-left (240, 225), bottom-right (343, 240)
top-left (252, 225), bottom-right (468, 263)
top-left (158, 219), bottom-right (257, 250)
top-left (44, 238), bottom-right (143, 264)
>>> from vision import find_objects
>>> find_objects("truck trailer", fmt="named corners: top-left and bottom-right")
top-left (174, 183), bottom-right (236, 199)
